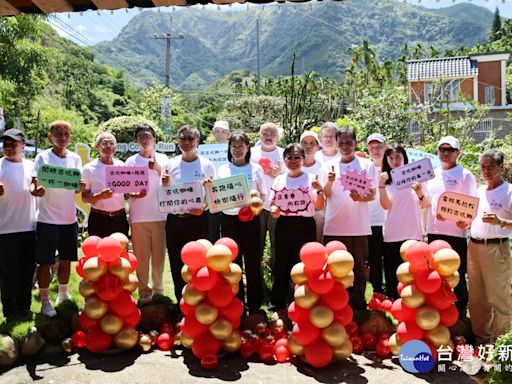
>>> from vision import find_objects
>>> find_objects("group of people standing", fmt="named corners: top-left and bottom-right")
top-left (0, 119), bottom-right (511, 345)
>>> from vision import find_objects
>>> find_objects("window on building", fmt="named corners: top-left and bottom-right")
top-left (410, 121), bottom-right (420, 134)
top-left (449, 80), bottom-right (460, 101)
top-left (485, 86), bottom-right (495, 105)
top-left (424, 83), bottom-right (433, 102)
top-left (424, 80), bottom-right (460, 103)
top-left (474, 119), bottom-right (493, 133)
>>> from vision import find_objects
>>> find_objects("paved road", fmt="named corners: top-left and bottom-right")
top-left (0, 347), bottom-right (480, 384)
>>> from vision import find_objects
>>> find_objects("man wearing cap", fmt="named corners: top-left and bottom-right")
top-left (366, 133), bottom-right (387, 295)
top-left (212, 120), bottom-right (230, 144)
top-left (315, 122), bottom-right (340, 164)
top-left (426, 136), bottom-right (476, 318)
top-left (0, 129), bottom-right (37, 322)
top-left (467, 149), bottom-right (512, 344)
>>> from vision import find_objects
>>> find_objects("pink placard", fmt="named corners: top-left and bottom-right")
top-left (339, 168), bottom-right (373, 195)
top-left (273, 187), bottom-right (312, 215)
top-left (105, 166), bottom-right (149, 193)
top-left (436, 191), bottom-right (479, 223)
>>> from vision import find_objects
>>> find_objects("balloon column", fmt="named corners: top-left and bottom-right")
top-left (287, 241), bottom-right (355, 368)
top-left (389, 240), bottom-right (460, 358)
top-left (179, 237), bottom-right (244, 369)
top-left (74, 233), bottom-right (141, 353)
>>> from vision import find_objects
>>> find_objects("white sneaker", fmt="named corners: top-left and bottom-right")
top-left (56, 293), bottom-right (72, 305)
top-left (41, 300), bottom-right (57, 317)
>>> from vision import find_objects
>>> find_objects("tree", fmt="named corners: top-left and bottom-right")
top-left (489, 7), bottom-right (502, 42)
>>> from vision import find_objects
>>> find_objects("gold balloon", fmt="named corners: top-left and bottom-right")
top-left (445, 271), bottom-right (460, 289)
top-left (83, 256), bottom-right (108, 282)
top-left (287, 335), bottom-right (305, 356)
top-left (180, 333), bottom-right (193, 349)
top-left (294, 285), bottom-right (319, 309)
top-left (400, 240), bottom-right (418, 262)
top-left (123, 274), bottom-right (139, 293)
top-left (223, 263), bottom-right (242, 285)
top-left (210, 319), bottom-right (233, 340)
top-left (389, 333), bottom-right (403, 356)
top-left (195, 302), bottom-right (218, 325)
top-left (109, 232), bottom-right (129, 252)
top-left (337, 271), bottom-right (354, 288)
top-left (148, 330), bottom-right (159, 345)
top-left (182, 284), bottom-right (206, 306)
top-left (321, 322), bottom-right (347, 347)
top-left (79, 279), bottom-right (95, 298)
top-left (197, 239), bottom-right (213, 251)
top-left (230, 283), bottom-right (240, 296)
top-left (206, 244), bottom-right (232, 272)
top-left (425, 325), bottom-right (451, 347)
top-left (113, 327), bottom-right (139, 349)
top-left (415, 306), bottom-right (441, 331)
top-left (310, 305), bottom-right (334, 329)
top-left (181, 265), bottom-right (193, 284)
top-left (84, 296), bottom-right (108, 319)
top-left (249, 196), bottom-right (264, 216)
top-left (396, 262), bottom-right (415, 284)
top-left (139, 334), bottom-right (153, 352)
top-left (100, 314), bottom-right (123, 335)
top-left (290, 262), bottom-right (309, 285)
top-left (327, 250), bottom-right (354, 278)
top-left (222, 331), bottom-right (242, 353)
top-left (250, 189), bottom-right (261, 198)
top-left (434, 249), bottom-right (461, 277)
top-left (109, 257), bottom-right (132, 281)
top-left (333, 338), bottom-right (353, 360)
top-left (400, 284), bottom-right (426, 309)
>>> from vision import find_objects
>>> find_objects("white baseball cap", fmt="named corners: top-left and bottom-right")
top-left (300, 130), bottom-right (319, 143)
top-left (366, 133), bottom-right (386, 144)
top-left (438, 136), bottom-right (460, 150)
top-left (213, 120), bottom-right (230, 131)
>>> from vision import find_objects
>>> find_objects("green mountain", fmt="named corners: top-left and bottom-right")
top-left (94, 0), bottom-right (494, 90)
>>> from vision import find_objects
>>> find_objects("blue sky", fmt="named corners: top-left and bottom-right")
top-left (50, 0), bottom-right (512, 46)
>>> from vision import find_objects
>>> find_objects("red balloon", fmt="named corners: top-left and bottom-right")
top-left (305, 339), bottom-right (333, 368)
top-left (95, 273), bottom-right (123, 301)
top-left (275, 338), bottom-right (288, 349)
top-left (182, 314), bottom-right (209, 339)
top-left (325, 240), bottom-right (347, 255)
top-left (76, 257), bottom-right (87, 278)
top-left (429, 239), bottom-right (452, 255)
top-left (292, 320), bottom-right (320, 346)
top-left (122, 306), bottom-right (141, 328)
top-left (86, 327), bottom-right (112, 353)
top-left (215, 237), bottom-right (238, 260)
top-left (425, 340), bottom-right (438, 361)
top-left (157, 333), bottom-right (174, 351)
top-left (414, 268), bottom-right (442, 294)
top-left (82, 236), bottom-right (101, 258)
top-left (355, 151), bottom-right (366, 158)
top-left (351, 335), bottom-right (364, 354)
top-left (179, 298), bottom-right (196, 316)
top-left (362, 332), bottom-right (377, 350)
top-left (229, 316), bottom-right (241, 331)
top-left (110, 291), bottom-right (136, 317)
top-left (344, 321), bottom-right (359, 337)
top-left (426, 284), bottom-right (455, 310)
top-left (397, 321), bottom-right (424, 343)
top-left (238, 205), bottom-right (255, 222)
top-left (240, 339), bottom-right (256, 359)
top-left (299, 242), bottom-right (328, 270)
top-left (397, 282), bottom-right (406, 296)
top-left (192, 266), bottom-right (219, 291)
top-left (321, 284), bottom-right (349, 310)
top-left (201, 354), bottom-right (218, 370)
top-left (181, 241), bottom-right (207, 270)
top-left (220, 297), bottom-right (244, 321)
top-left (333, 305), bottom-right (353, 326)
top-left (207, 279), bottom-right (234, 307)
top-left (308, 269), bottom-right (334, 294)
top-left (439, 304), bottom-right (459, 327)
top-left (79, 312), bottom-right (99, 331)
top-left (258, 341), bottom-right (274, 362)
top-left (376, 338), bottom-right (390, 357)
top-left (121, 252), bottom-right (138, 272)
top-left (192, 333), bottom-right (220, 359)
top-left (160, 321), bottom-right (174, 336)
top-left (406, 242), bottom-right (433, 271)
top-left (288, 301), bottom-right (310, 323)
top-left (97, 237), bottom-right (122, 263)
top-left (381, 299), bottom-right (393, 312)
top-left (258, 157), bottom-right (271, 172)
top-left (391, 299), bottom-right (417, 322)
top-left (72, 330), bottom-right (87, 349)
top-left (274, 345), bottom-right (289, 363)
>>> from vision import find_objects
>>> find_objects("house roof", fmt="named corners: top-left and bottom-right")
top-left (407, 57), bottom-right (479, 82)
top-left (0, 0), bottom-right (341, 16)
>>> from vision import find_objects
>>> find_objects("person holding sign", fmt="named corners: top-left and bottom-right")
top-left (426, 136), bottom-right (476, 318)
top-left (269, 143), bottom-right (325, 314)
top-left (125, 124), bottom-right (169, 304)
top-left (30, 121), bottom-right (83, 318)
top-left (322, 127), bottom-right (377, 310)
top-left (379, 144), bottom-right (430, 299)
top-left (217, 132), bottom-right (266, 314)
top-left (164, 125), bottom-right (216, 304)
top-left (81, 132), bottom-right (128, 238)
top-left (468, 150), bottom-right (512, 345)
top-left (0, 129), bottom-right (36, 322)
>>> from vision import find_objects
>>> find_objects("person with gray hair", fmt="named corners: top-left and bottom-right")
top-left (315, 122), bottom-right (340, 164)
top-left (468, 149), bottom-right (512, 345)
top-left (81, 132), bottom-right (129, 238)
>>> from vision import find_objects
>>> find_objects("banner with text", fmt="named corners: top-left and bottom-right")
top-left (158, 182), bottom-right (204, 214)
top-left (391, 158), bottom-right (434, 190)
top-left (198, 143), bottom-right (229, 170)
top-left (105, 166), bottom-right (148, 193)
top-left (37, 164), bottom-right (81, 190)
top-left (273, 187), bottom-right (312, 215)
top-left (205, 174), bottom-right (250, 213)
top-left (406, 148), bottom-right (441, 169)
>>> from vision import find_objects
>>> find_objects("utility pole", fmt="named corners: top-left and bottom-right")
top-left (256, 18), bottom-right (261, 96)
top-left (153, 17), bottom-right (184, 88)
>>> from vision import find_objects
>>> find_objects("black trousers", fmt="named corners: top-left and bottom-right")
top-left (0, 231), bottom-right (36, 319)
top-left (368, 226), bottom-right (384, 294)
top-left (428, 233), bottom-right (468, 317)
top-left (221, 214), bottom-right (263, 313)
top-left (88, 210), bottom-right (129, 238)
top-left (166, 213), bottom-right (209, 303)
top-left (208, 212), bottom-right (222, 243)
top-left (324, 235), bottom-right (369, 310)
top-left (270, 216), bottom-right (316, 310)
top-left (383, 241), bottom-right (404, 300)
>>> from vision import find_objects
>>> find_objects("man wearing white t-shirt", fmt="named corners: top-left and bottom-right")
top-left (427, 136), bottom-right (476, 318)
top-left (0, 129), bottom-right (37, 322)
top-left (250, 122), bottom-right (283, 278)
top-left (468, 150), bottom-right (512, 344)
top-left (314, 122), bottom-right (340, 164)
top-left (323, 127), bottom-right (377, 310)
top-left (31, 121), bottom-right (83, 317)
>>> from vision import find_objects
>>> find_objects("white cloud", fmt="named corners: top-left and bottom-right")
top-left (75, 24), bottom-right (87, 33)
top-left (94, 25), bottom-right (109, 33)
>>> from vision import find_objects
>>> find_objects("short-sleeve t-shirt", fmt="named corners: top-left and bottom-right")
top-left (0, 158), bottom-right (37, 234)
top-left (250, 146), bottom-right (284, 211)
top-left (82, 158), bottom-right (126, 212)
top-left (33, 149), bottom-right (82, 225)
top-left (470, 182), bottom-right (512, 239)
top-left (270, 172), bottom-right (317, 217)
top-left (217, 162), bottom-right (266, 215)
top-left (368, 164), bottom-right (387, 227)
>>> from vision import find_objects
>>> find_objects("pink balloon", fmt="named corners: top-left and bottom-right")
top-left (308, 269), bottom-right (334, 295)
top-left (97, 237), bottom-right (122, 263)
top-left (181, 241), bottom-right (207, 270)
top-left (299, 242), bottom-right (327, 270)
top-left (215, 237), bottom-right (238, 260)
top-left (82, 236), bottom-right (101, 258)
top-left (414, 268), bottom-right (442, 294)
top-left (121, 252), bottom-right (138, 272)
top-left (325, 240), bottom-right (347, 255)
top-left (429, 239), bottom-right (452, 255)
top-left (192, 266), bottom-right (219, 292)
top-left (406, 242), bottom-right (433, 271)
top-left (274, 345), bottom-right (289, 363)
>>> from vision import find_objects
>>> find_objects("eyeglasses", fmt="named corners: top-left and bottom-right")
top-left (179, 136), bottom-right (196, 142)
top-left (439, 147), bottom-right (458, 153)
top-left (285, 155), bottom-right (303, 161)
